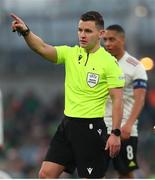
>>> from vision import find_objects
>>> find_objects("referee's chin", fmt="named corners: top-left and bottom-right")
top-left (79, 42), bottom-right (88, 48)
top-left (79, 44), bottom-right (86, 48)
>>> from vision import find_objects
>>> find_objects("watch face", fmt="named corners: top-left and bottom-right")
top-left (112, 129), bottom-right (121, 136)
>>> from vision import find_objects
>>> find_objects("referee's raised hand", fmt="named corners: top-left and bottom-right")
top-left (10, 13), bottom-right (28, 33)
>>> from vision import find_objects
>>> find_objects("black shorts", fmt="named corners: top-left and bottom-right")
top-left (45, 116), bottom-right (109, 178)
top-left (111, 136), bottom-right (138, 175)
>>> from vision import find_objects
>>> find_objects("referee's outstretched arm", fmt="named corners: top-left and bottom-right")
top-left (10, 13), bottom-right (57, 63)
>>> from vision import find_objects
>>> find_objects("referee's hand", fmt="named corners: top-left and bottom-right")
top-left (105, 134), bottom-right (121, 158)
top-left (10, 13), bottom-right (28, 33)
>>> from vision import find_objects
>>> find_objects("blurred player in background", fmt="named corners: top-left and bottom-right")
top-left (10, 11), bottom-right (125, 178)
top-left (103, 24), bottom-right (148, 178)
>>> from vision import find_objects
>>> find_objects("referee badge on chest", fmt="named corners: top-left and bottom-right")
top-left (87, 72), bottom-right (99, 87)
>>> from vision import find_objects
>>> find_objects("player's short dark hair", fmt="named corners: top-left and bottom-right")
top-left (106, 24), bottom-right (125, 35)
top-left (80, 11), bottom-right (104, 29)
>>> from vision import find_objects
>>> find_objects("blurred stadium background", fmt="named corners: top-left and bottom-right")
top-left (0, 0), bottom-right (155, 178)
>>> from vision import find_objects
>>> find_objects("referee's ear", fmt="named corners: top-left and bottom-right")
top-left (99, 29), bottom-right (105, 39)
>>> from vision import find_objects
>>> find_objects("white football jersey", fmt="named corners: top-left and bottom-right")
top-left (104, 52), bottom-right (148, 136)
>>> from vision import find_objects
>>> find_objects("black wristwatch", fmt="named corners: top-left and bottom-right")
top-left (13, 24), bottom-right (30, 37)
top-left (111, 129), bottom-right (121, 136)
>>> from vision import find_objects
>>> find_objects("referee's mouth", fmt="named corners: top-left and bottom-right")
top-left (80, 40), bottom-right (87, 45)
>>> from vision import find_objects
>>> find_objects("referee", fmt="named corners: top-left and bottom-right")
top-left (11, 11), bottom-right (125, 178)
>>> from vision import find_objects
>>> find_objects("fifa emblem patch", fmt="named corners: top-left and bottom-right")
top-left (87, 72), bottom-right (99, 88)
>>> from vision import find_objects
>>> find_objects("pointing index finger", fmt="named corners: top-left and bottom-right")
top-left (10, 13), bottom-right (20, 21)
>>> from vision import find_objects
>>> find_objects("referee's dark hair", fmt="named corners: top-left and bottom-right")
top-left (80, 11), bottom-right (104, 29)
top-left (106, 24), bottom-right (125, 36)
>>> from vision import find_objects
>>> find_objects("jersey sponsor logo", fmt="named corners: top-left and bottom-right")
top-left (87, 168), bottom-right (93, 175)
top-left (87, 72), bottom-right (99, 88)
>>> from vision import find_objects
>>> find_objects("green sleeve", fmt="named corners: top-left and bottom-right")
top-left (55, 45), bottom-right (70, 64)
top-left (105, 57), bottom-right (125, 88)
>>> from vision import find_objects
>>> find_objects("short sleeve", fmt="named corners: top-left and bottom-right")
top-left (105, 57), bottom-right (125, 89)
top-left (133, 63), bottom-right (148, 81)
top-left (55, 45), bottom-right (70, 64)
